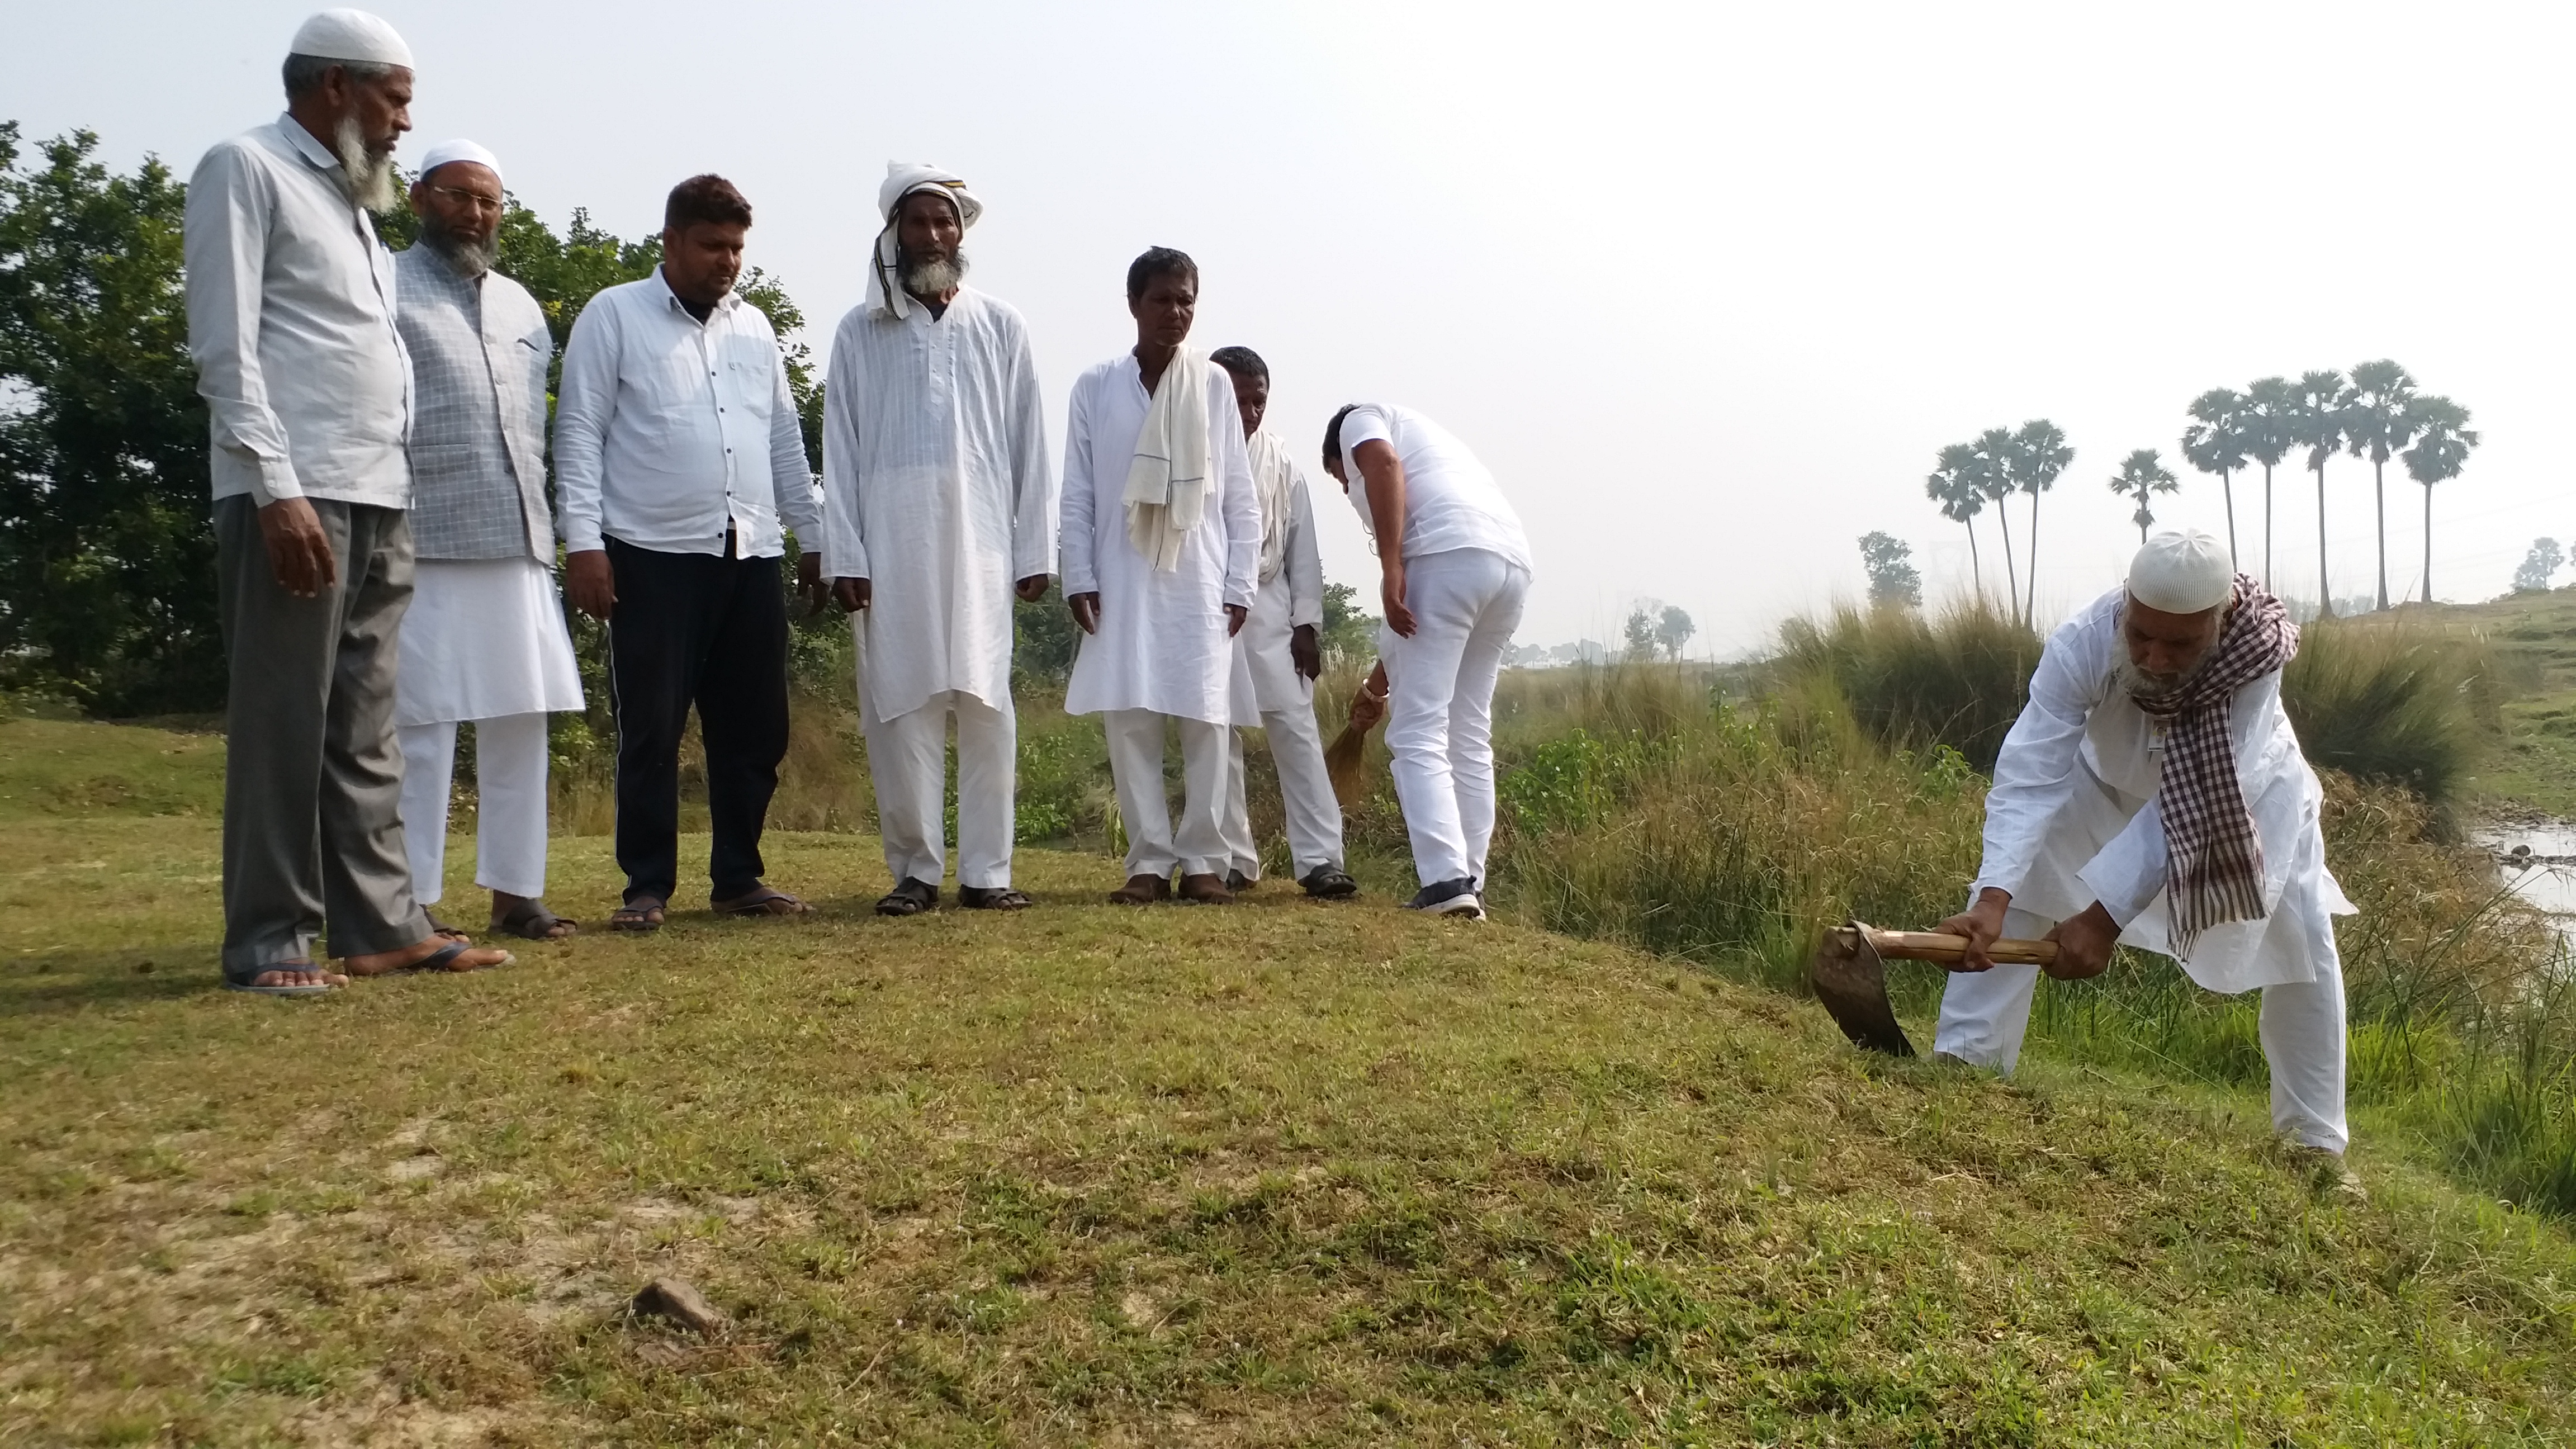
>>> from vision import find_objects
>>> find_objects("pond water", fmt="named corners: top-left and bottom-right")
top-left (2468, 817), bottom-right (2576, 931)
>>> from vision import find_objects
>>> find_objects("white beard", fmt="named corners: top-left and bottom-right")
top-left (422, 220), bottom-right (498, 278)
top-left (2118, 655), bottom-right (2205, 703)
top-left (331, 114), bottom-right (400, 214)
top-left (900, 248), bottom-right (968, 298)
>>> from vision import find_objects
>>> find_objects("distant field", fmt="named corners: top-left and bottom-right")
top-left (2392, 586), bottom-right (2576, 818)
top-left (3, 717), bottom-right (2573, 1445)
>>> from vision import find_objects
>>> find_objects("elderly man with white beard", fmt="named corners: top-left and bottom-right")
top-left (1060, 248), bottom-right (1261, 906)
top-left (390, 141), bottom-right (585, 943)
top-left (185, 8), bottom-right (512, 992)
top-left (1933, 531), bottom-right (2359, 1180)
top-left (822, 164), bottom-right (1053, 916)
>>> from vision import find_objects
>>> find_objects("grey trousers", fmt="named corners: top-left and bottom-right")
top-left (215, 496), bottom-right (430, 973)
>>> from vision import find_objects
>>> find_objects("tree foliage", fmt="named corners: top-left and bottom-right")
top-left (1857, 531), bottom-right (1921, 609)
top-left (2106, 448), bottom-right (2179, 543)
top-left (2513, 538), bottom-right (2561, 595)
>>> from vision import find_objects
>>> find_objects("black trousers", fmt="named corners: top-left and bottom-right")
top-left (605, 537), bottom-right (790, 903)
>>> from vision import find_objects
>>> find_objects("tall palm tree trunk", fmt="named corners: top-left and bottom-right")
top-left (2422, 482), bottom-right (2434, 604)
top-left (2222, 470), bottom-right (2238, 565)
top-left (1963, 519), bottom-right (1983, 600)
top-left (1994, 505), bottom-right (2020, 624)
top-left (2024, 492), bottom-right (2041, 628)
top-left (2373, 458), bottom-right (2389, 610)
top-left (2315, 462), bottom-right (2333, 618)
top-left (2262, 464), bottom-right (2274, 587)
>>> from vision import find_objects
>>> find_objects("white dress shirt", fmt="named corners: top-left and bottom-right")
top-left (1337, 403), bottom-right (1530, 571)
top-left (183, 115), bottom-right (411, 507)
top-left (551, 269), bottom-right (820, 558)
top-left (819, 287), bottom-right (1053, 722)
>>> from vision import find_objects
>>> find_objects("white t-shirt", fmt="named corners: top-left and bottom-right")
top-left (1337, 403), bottom-right (1532, 572)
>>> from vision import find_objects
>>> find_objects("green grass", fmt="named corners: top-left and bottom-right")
top-left (8, 718), bottom-right (2576, 1443)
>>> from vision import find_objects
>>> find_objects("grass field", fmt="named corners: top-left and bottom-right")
top-left (7, 716), bottom-right (2576, 1445)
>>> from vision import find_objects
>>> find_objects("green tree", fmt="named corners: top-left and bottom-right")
top-left (2513, 538), bottom-right (2561, 594)
top-left (2240, 376), bottom-right (2298, 589)
top-left (1318, 580), bottom-right (1379, 666)
top-left (1924, 441), bottom-right (1987, 601)
top-left (1858, 531), bottom-right (1922, 608)
top-left (1972, 427), bottom-right (2021, 623)
top-left (0, 125), bottom-right (219, 713)
top-left (2342, 359), bottom-right (2419, 611)
top-left (2402, 395), bottom-right (2479, 604)
top-left (2288, 369), bottom-right (2350, 617)
top-left (2007, 419), bottom-right (2072, 627)
top-left (1623, 603), bottom-right (1660, 662)
top-left (1654, 604), bottom-right (1695, 661)
top-left (2108, 448), bottom-right (2180, 543)
top-left (2180, 387), bottom-right (2247, 562)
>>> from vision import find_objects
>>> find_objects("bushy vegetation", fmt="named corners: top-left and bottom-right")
top-left (1775, 600), bottom-right (2039, 771)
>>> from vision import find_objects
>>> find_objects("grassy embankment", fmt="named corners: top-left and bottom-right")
top-left (6, 714), bottom-right (2576, 1443)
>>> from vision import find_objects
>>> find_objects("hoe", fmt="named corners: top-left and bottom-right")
top-left (1808, 920), bottom-right (2060, 1057)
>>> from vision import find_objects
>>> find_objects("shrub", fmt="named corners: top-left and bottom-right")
top-left (2281, 617), bottom-right (2496, 814)
top-left (1774, 601), bottom-right (2041, 772)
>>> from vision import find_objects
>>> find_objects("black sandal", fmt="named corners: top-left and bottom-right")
top-left (609, 897), bottom-right (666, 932)
top-left (958, 885), bottom-right (1031, 911)
top-left (493, 898), bottom-right (578, 940)
top-left (875, 878), bottom-right (939, 916)
top-left (714, 886), bottom-right (814, 917)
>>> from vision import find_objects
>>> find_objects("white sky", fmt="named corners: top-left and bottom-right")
top-left (8, 1), bottom-right (2570, 654)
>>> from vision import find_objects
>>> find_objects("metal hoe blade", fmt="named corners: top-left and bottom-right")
top-left (1809, 920), bottom-right (1916, 1057)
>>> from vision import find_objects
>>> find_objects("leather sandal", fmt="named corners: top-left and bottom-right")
top-left (1177, 872), bottom-right (1235, 905)
top-left (875, 877), bottom-right (940, 916)
top-left (959, 884), bottom-right (1032, 911)
top-left (713, 886), bottom-right (815, 917)
top-left (1107, 873), bottom-right (1170, 906)
top-left (492, 898), bottom-right (577, 940)
top-left (1299, 865), bottom-right (1360, 899)
top-left (609, 896), bottom-right (666, 932)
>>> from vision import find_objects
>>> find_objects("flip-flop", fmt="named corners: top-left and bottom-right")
top-left (493, 898), bottom-right (578, 940)
top-left (222, 962), bottom-right (339, 996)
top-left (714, 887), bottom-right (813, 917)
top-left (424, 914), bottom-right (473, 943)
top-left (609, 898), bottom-right (666, 932)
top-left (348, 939), bottom-right (512, 977)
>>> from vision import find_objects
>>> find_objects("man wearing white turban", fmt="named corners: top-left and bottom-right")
top-left (821, 163), bottom-right (1054, 915)
top-left (1933, 530), bottom-right (2359, 1176)
top-left (1059, 248), bottom-right (1261, 905)
top-left (185, 10), bottom-right (511, 991)
top-left (391, 141), bottom-right (586, 942)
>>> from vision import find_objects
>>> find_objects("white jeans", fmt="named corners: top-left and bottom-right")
top-left (1104, 709), bottom-right (1230, 878)
top-left (1219, 705), bottom-right (1347, 881)
top-left (861, 689), bottom-right (1016, 890)
top-left (1933, 906), bottom-right (2352, 1152)
top-left (397, 711), bottom-right (552, 904)
top-left (1381, 548), bottom-right (1530, 889)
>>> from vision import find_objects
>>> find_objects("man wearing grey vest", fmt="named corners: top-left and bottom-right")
top-left (391, 141), bottom-right (585, 941)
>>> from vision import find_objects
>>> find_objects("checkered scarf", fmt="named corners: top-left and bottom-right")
top-left (2127, 576), bottom-right (2298, 957)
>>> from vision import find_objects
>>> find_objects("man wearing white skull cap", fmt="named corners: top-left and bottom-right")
top-left (186, 11), bottom-right (512, 991)
top-left (1933, 530), bottom-right (2359, 1169)
top-left (392, 141), bottom-right (586, 943)
top-left (821, 164), bottom-right (1054, 915)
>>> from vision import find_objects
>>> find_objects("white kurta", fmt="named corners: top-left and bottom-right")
top-left (820, 287), bottom-right (1052, 723)
top-left (1060, 356), bottom-right (1259, 724)
top-left (1971, 588), bottom-right (2354, 995)
top-left (393, 557), bottom-right (585, 728)
top-left (1230, 430), bottom-right (1325, 723)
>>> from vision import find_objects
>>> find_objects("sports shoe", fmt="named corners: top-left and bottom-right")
top-left (1404, 878), bottom-right (1483, 918)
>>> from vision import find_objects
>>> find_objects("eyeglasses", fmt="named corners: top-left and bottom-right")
top-left (424, 184), bottom-right (504, 214)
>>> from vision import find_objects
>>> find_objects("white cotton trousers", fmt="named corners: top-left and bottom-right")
top-left (1380, 547), bottom-right (1530, 889)
top-left (1219, 707), bottom-right (1347, 882)
top-left (861, 689), bottom-right (1016, 890)
top-left (1932, 906), bottom-right (2351, 1152)
top-left (397, 712), bottom-right (552, 904)
top-left (1104, 709), bottom-right (1230, 879)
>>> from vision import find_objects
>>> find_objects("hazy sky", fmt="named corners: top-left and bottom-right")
top-left (8, 1), bottom-right (2570, 653)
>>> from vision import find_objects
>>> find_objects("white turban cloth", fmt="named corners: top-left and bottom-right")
top-left (417, 139), bottom-right (502, 188)
top-left (290, 8), bottom-right (414, 67)
top-left (866, 162), bottom-right (982, 320)
top-left (2129, 529), bottom-right (2234, 614)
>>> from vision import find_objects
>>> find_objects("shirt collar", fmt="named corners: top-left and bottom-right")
top-left (654, 265), bottom-right (738, 320)
top-left (276, 112), bottom-right (343, 173)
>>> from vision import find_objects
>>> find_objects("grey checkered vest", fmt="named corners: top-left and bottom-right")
top-left (392, 245), bottom-right (554, 560)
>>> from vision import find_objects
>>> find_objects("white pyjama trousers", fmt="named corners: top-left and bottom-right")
top-left (1219, 703), bottom-right (1347, 882)
top-left (1105, 709), bottom-right (1230, 879)
top-left (862, 689), bottom-right (1016, 891)
top-left (397, 711), bottom-right (552, 904)
top-left (1380, 547), bottom-right (1530, 889)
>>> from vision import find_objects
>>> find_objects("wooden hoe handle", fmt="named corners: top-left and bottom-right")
top-left (1846, 926), bottom-right (2059, 968)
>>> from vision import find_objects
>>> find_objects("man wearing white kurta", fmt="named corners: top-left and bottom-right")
top-left (1060, 248), bottom-right (1260, 905)
top-left (1209, 347), bottom-right (1356, 898)
top-left (1322, 404), bottom-right (1533, 919)
top-left (1934, 531), bottom-right (2355, 1158)
top-left (391, 141), bottom-right (585, 942)
top-left (822, 163), bottom-right (1052, 916)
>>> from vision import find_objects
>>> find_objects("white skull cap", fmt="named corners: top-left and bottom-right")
top-left (289, 9), bottom-right (414, 67)
top-left (418, 139), bottom-right (500, 188)
top-left (2128, 529), bottom-right (2233, 613)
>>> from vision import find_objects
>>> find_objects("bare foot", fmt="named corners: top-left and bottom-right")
top-left (341, 935), bottom-right (512, 977)
top-left (240, 963), bottom-right (349, 989)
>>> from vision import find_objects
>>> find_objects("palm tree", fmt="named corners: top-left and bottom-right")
top-left (1924, 442), bottom-right (1987, 600)
top-left (2288, 369), bottom-right (2349, 616)
top-left (2109, 449), bottom-right (2181, 543)
top-left (2180, 388), bottom-right (2248, 562)
top-left (2010, 419), bottom-right (2072, 628)
top-left (2342, 359), bottom-right (2419, 611)
top-left (1973, 427), bottom-right (2021, 623)
top-left (2240, 377), bottom-right (2298, 588)
top-left (2402, 395), bottom-right (2479, 603)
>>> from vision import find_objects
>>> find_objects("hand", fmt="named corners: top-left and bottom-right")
top-left (834, 576), bottom-right (872, 612)
top-left (2043, 901), bottom-right (2118, 980)
top-left (1290, 624), bottom-right (1322, 681)
top-left (1015, 574), bottom-right (1050, 604)
top-left (795, 552), bottom-right (828, 615)
top-left (257, 496), bottom-right (337, 598)
top-left (1933, 887), bottom-right (2011, 972)
top-left (1225, 603), bottom-right (1248, 637)
top-left (1346, 660), bottom-right (1389, 732)
top-left (1069, 591), bottom-right (1101, 635)
top-left (1381, 561), bottom-right (1416, 638)
top-left (565, 549), bottom-right (615, 621)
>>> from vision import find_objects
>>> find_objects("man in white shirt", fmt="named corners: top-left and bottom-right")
top-left (391, 140), bottom-right (585, 943)
top-left (1209, 347), bottom-right (1357, 899)
top-left (1933, 531), bottom-right (2355, 1163)
top-left (1322, 404), bottom-right (1534, 919)
top-left (1059, 248), bottom-right (1260, 905)
top-left (555, 175), bottom-right (825, 931)
top-left (822, 164), bottom-right (1052, 917)
top-left (186, 8), bottom-right (511, 993)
